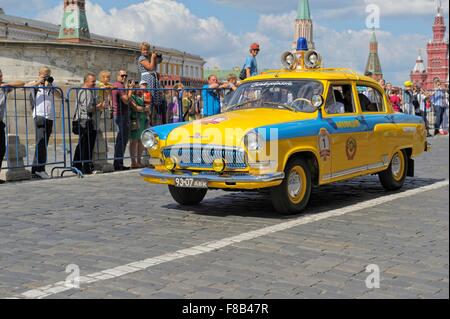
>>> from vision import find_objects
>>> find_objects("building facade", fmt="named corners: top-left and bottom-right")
top-left (0, 4), bottom-right (206, 87)
top-left (364, 30), bottom-right (383, 81)
top-left (293, 0), bottom-right (314, 50)
top-left (410, 2), bottom-right (449, 90)
top-left (411, 50), bottom-right (428, 86)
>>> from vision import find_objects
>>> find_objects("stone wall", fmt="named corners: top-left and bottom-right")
top-left (0, 40), bottom-right (140, 84)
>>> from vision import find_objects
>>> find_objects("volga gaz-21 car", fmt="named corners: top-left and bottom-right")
top-left (140, 38), bottom-right (429, 215)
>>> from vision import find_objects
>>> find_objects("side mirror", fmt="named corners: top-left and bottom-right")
top-left (311, 94), bottom-right (324, 110)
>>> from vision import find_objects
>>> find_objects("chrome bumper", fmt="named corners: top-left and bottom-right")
top-left (140, 168), bottom-right (285, 183)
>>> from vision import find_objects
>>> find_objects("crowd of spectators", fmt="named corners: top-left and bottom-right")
top-left (2, 40), bottom-right (448, 183)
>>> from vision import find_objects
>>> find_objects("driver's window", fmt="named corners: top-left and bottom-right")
top-left (325, 84), bottom-right (355, 115)
top-left (356, 85), bottom-right (385, 113)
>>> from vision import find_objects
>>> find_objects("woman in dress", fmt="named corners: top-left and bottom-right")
top-left (129, 82), bottom-right (150, 169)
top-left (138, 42), bottom-right (163, 126)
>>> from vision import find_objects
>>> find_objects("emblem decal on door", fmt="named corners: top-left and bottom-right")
top-left (346, 137), bottom-right (358, 160)
top-left (318, 128), bottom-right (331, 161)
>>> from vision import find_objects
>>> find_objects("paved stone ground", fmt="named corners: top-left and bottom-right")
top-left (0, 136), bottom-right (448, 299)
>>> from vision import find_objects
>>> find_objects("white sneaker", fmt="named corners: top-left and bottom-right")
top-left (35, 171), bottom-right (50, 179)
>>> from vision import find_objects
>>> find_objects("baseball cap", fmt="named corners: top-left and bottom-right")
top-left (250, 43), bottom-right (260, 50)
top-left (404, 81), bottom-right (413, 87)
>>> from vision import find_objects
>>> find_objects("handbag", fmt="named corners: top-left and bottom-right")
top-left (72, 119), bottom-right (80, 135)
top-left (72, 109), bottom-right (80, 135)
top-left (130, 117), bottom-right (140, 132)
top-left (239, 64), bottom-right (247, 81)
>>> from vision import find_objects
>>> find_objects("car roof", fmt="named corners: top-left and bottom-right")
top-left (247, 68), bottom-right (379, 84)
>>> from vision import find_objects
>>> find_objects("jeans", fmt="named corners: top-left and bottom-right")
top-left (114, 114), bottom-right (129, 169)
top-left (32, 117), bottom-right (53, 174)
top-left (417, 110), bottom-right (430, 132)
top-left (405, 103), bottom-right (415, 115)
top-left (0, 121), bottom-right (5, 172)
top-left (73, 119), bottom-right (97, 174)
top-left (434, 106), bottom-right (448, 130)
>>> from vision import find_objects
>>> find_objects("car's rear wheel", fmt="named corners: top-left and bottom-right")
top-left (270, 158), bottom-right (312, 215)
top-left (379, 149), bottom-right (408, 191)
top-left (168, 186), bottom-right (208, 205)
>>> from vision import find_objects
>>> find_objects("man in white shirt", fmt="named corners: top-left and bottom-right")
top-left (0, 69), bottom-right (25, 184)
top-left (26, 66), bottom-right (60, 179)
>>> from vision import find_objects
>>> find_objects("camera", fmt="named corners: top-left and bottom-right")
top-left (43, 76), bottom-right (54, 84)
top-left (44, 76), bottom-right (54, 84)
top-left (153, 52), bottom-right (163, 64)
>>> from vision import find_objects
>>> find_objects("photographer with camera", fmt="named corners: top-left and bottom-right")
top-left (26, 66), bottom-right (60, 179)
top-left (138, 42), bottom-right (163, 125)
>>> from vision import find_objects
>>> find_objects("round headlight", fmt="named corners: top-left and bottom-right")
top-left (142, 130), bottom-right (158, 149)
top-left (244, 131), bottom-right (264, 152)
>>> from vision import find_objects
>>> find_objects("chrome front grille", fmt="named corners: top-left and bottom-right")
top-left (163, 145), bottom-right (247, 169)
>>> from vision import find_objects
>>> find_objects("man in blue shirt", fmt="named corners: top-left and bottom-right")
top-left (429, 79), bottom-right (449, 136)
top-left (245, 43), bottom-right (260, 79)
top-left (202, 75), bottom-right (221, 117)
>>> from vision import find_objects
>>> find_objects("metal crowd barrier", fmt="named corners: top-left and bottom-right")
top-left (64, 86), bottom-right (232, 177)
top-left (2, 84), bottom-right (446, 181)
top-left (0, 86), bottom-right (67, 179)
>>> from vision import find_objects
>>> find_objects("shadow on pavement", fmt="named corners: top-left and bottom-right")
top-left (162, 176), bottom-right (445, 219)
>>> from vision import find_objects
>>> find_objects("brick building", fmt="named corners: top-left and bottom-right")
top-left (411, 1), bottom-right (449, 90)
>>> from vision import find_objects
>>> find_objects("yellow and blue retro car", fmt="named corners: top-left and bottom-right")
top-left (140, 40), bottom-right (430, 215)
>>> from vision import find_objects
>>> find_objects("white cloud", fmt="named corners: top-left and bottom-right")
top-left (214, 0), bottom-right (449, 17)
top-left (256, 11), bottom-right (430, 84)
top-left (37, 0), bottom-right (242, 61)
top-left (36, 0), bottom-right (435, 85)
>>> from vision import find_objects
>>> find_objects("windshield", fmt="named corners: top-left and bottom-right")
top-left (224, 80), bottom-right (323, 113)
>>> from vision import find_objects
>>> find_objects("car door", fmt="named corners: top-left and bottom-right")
top-left (322, 82), bottom-right (370, 180)
top-left (356, 83), bottom-right (395, 170)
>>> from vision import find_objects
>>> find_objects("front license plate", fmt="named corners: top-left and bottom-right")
top-left (174, 177), bottom-right (208, 189)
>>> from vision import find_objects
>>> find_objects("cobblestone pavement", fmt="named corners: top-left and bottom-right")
top-left (0, 137), bottom-right (448, 299)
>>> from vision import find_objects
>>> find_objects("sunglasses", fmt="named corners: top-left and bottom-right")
top-left (120, 74), bottom-right (128, 78)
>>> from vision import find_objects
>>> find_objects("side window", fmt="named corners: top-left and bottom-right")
top-left (357, 85), bottom-right (385, 113)
top-left (325, 84), bottom-right (355, 115)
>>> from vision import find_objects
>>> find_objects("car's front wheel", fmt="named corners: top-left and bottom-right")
top-left (378, 149), bottom-right (408, 191)
top-left (270, 158), bottom-right (312, 215)
top-left (168, 186), bottom-right (208, 205)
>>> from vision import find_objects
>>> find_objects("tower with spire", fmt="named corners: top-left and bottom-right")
top-left (411, 50), bottom-right (428, 87)
top-left (364, 29), bottom-right (383, 81)
top-left (424, 0), bottom-right (448, 90)
top-left (293, 0), bottom-right (314, 50)
top-left (58, 0), bottom-right (91, 43)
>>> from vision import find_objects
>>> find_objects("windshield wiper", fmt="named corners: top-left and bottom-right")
top-left (224, 98), bottom-right (263, 111)
top-left (261, 102), bottom-right (298, 112)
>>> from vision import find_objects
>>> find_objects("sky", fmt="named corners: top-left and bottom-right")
top-left (0, 0), bottom-right (449, 85)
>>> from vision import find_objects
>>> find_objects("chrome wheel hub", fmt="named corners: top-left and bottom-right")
top-left (288, 171), bottom-right (302, 198)
top-left (391, 154), bottom-right (401, 176)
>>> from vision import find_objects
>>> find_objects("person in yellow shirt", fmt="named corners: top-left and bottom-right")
top-left (93, 70), bottom-right (113, 172)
